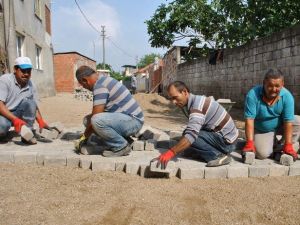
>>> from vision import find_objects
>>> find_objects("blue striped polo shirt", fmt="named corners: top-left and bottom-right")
top-left (183, 94), bottom-right (238, 144)
top-left (93, 75), bottom-right (144, 122)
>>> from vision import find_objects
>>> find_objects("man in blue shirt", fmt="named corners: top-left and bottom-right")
top-left (243, 68), bottom-right (299, 162)
top-left (74, 65), bottom-right (143, 157)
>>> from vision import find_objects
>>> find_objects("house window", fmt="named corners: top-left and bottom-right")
top-left (35, 45), bottom-right (42, 70)
top-left (45, 5), bottom-right (51, 34)
top-left (34, 0), bottom-right (42, 19)
top-left (16, 33), bottom-right (24, 57)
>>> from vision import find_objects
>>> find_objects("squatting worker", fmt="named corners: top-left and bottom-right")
top-left (0, 57), bottom-right (49, 144)
top-left (74, 65), bottom-right (144, 157)
top-left (243, 68), bottom-right (300, 162)
top-left (154, 81), bottom-right (239, 168)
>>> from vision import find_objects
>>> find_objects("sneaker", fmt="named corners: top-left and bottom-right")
top-left (21, 137), bottom-right (37, 145)
top-left (206, 154), bottom-right (231, 167)
top-left (102, 145), bottom-right (132, 157)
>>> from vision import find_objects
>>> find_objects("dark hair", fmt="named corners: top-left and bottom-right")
top-left (264, 68), bottom-right (284, 81)
top-left (75, 66), bottom-right (96, 81)
top-left (167, 81), bottom-right (190, 93)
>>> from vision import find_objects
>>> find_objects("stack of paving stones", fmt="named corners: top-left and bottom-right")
top-left (0, 124), bottom-right (299, 180)
top-left (74, 87), bottom-right (93, 101)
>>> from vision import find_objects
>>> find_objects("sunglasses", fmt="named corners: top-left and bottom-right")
top-left (19, 68), bottom-right (32, 74)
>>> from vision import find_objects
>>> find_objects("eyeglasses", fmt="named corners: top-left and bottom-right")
top-left (19, 68), bottom-right (32, 74)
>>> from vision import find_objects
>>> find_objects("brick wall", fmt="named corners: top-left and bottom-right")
top-left (54, 52), bottom-right (96, 93)
top-left (171, 24), bottom-right (300, 113)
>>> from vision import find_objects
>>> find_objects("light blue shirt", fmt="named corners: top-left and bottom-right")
top-left (244, 85), bottom-right (294, 133)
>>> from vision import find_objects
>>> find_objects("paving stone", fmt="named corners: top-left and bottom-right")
top-left (0, 152), bottom-right (14, 163)
top-left (279, 154), bottom-right (294, 166)
top-left (289, 161), bottom-right (300, 176)
top-left (269, 165), bottom-right (289, 177)
top-left (132, 140), bottom-right (145, 151)
top-left (49, 121), bottom-right (64, 133)
top-left (20, 125), bottom-right (34, 141)
top-left (205, 167), bottom-right (227, 179)
top-left (66, 157), bottom-right (80, 168)
top-left (139, 164), bottom-right (151, 177)
top-left (43, 155), bottom-right (67, 167)
top-left (92, 160), bottom-right (115, 171)
top-left (156, 141), bottom-right (169, 149)
top-left (145, 139), bottom-right (157, 151)
top-left (125, 162), bottom-right (140, 175)
top-left (227, 166), bottom-right (249, 178)
top-left (179, 167), bottom-right (204, 179)
top-left (80, 158), bottom-right (92, 169)
top-left (249, 165), bottom-right (270, 177)
top-left (238, 129), bottom-right (246, 139)
top-left (37, 128), bottom-right (59, 140)
top-left (14, 152), bottom-right (37, 164)
top-left (169, 131), bottom-right (182, 141)
top-left (115, 162), bottom-right (126, 172)
top-left (244, 152), bottom-right (255, 165)
top-left (156, 133), bottom-right (170, 142)
top-left (150, 160), bottom-right (175, 174)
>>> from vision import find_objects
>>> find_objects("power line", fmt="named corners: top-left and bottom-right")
top-left (106, 36), bottom-right (135, 59)
top-left (74, 0), bottom-right (100, 34)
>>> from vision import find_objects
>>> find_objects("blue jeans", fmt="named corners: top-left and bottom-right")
top-left (190, 130), bottom-right (236, 162)
top-left (0, 98), bottom-right (37, 136)
top-left (91, 112), bottom-right (143, 151)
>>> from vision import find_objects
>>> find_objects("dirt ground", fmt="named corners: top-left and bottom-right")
top-left (0, 93), bottom-right (299, 225)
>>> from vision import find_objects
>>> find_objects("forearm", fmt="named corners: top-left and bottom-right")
top-left (245, 119), bottom-right (254, 141)
top-left (84, 123), bottom-right (94, 138)
top-left (170, 136), bottom-right (191, 155)
top-left (283, 122), bottom-right (293, 144)
top-left (35, 108), bottom-right (43, 121)
top-left (0, 101), bottom-right (17, 121)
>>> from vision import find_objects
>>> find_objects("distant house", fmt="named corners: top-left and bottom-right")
top-left (0, 0), bottom-right (55, 97)
top-left (122, 65), bottom-right (137, 76)
top-left (53, 52), bottom-right (96, 93)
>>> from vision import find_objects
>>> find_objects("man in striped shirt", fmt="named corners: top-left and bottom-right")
top-left (156, 81), bottom-right (238, 167)
top-left (75, 66), bottom-right (144, 157)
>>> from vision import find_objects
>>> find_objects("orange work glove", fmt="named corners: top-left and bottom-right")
top-left (12, 117), bottom-right (27, 133)
top-left (36, 117), bottom-right (48, 129)
top-left (242, 140), bottom-right (256, 153)
top-left (153, 148), bottom-right (176, 169)
top-left (282, 143), bottom-right (298, 161)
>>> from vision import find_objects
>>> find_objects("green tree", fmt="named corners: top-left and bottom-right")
top-left (146, 0), bottom-right (300, 54)
top-left (96, 63), bottom-right (124, 81)
top-left (138, 53), bottom-right (162, 68)
top-left (96, 63), bottom-right (112, 71)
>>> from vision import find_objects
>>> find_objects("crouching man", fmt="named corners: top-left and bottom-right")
top-left (75, 65), bottom-right (144, 157)
top-left (154, 81), bottom-right (238, 168)
top-left (243, 68), bottom-right (299, 163)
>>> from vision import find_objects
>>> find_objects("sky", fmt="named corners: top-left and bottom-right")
top-left (52, 0), bottom-right (171, 72)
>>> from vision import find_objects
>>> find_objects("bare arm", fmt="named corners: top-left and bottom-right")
top-left (245, 118), bottom-right (255, 141)
top-left (0, 101), bottom-right (17, 122)
top-left (83, 104), bottom-right (105, 138)
top-left (170, 136), bottom-right (191, 155)
top-left (283, 121), bottom-right (293, 144)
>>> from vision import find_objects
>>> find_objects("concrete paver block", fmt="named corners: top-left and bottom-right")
top-left (179, 167), bottom-right (204, 179)
top-left (43, 155), bottom-right (67, 167)
top-left (156, 133), bottom-right (170, 142)
top-left (280, 154), bottom-right (294, 166)
top-left (125, 162), bottom-right (140, 175)
top-left (169, 131), bottom-right (182, 140)
top-left (139, 164), bottom-right (151, 178)
top-left (289, 161), bottom-right (300, 176)
top-left (132, 140), bottom-right (145, 151)
top-left (80, 158), bottom-right (92, 169)
top-left (269, 165), bottom-right (289, 177)
top-left (156, 140), bottom-right (170, 149)
top-left (66, 157), bottom-right (80, 168)
top-left (92, 160), bottom-right (115, 171)
top-left (37, 128), bottom-right (59, 140)
top-left (238, 129), bottom-right (246, 139)
top-left (0, 152), bottom-right (14, 163)
top-left (20, 125), bottom-right (34, 141)
top-left (14, 152), bottom-right (37, 164)
top-left (243, 152), bottom-right (255, 165)
top-left (145, 139), bottom-right (157, 151)
top-left (205, 167), bottom-right (227, 179)
top-left (150, 160), bottom-right (175, 173)
top-left (49, 122), bottom-right (64, 133)
top-left (249, 165), bottom-right (270, 177)
top-left (115, 162), bottom-right (126, 172)
top-left (227, 166), bottom-right (249, 178)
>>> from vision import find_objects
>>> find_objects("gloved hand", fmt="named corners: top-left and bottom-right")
top-left (242, 140), bottom-right (256, 153)
top-left (36, 117), bottom-right (49, 129)
top-left (282, 143), bottom-right (298, 161)
top-left (12, 117), bottom-right (27, 133)
top-left (152, 148), bottom-right (176, 169)
top-left (74, 134), bottom-right (88, 152)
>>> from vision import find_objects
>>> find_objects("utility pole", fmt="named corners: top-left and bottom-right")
top-left (101, 26), bottom-right (106, 69)
top-left (136, 55), bottom-right (138, 70)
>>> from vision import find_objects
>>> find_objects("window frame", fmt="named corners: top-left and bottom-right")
top-left (35, 44), bottom-right (42, 70)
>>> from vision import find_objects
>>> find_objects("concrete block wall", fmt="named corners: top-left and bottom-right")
top-left (175, 24), bottom-right (300, 113)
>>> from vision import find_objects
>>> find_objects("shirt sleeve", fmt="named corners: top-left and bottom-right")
top-left (93, 83), bottom-right (109, 106)
top-left (244, 89), bottom-right (257, 119)
top-left (0, 79), bottom-right (9, 102)
top-left (282, 90), bottom-right (294, 122)
top-left (183, 108), bottom-right (205, 144)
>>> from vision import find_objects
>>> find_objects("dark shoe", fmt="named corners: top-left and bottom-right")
top-left (102, 145), bottom-right (132, 157)
top-left (21, 137), bottom-right (37, 145)
top-left (206, 154), bottom-right (231, 167)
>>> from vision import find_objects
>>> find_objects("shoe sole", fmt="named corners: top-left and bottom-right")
top-left (102, 146), bottom-right (131, 157)
top-left (206, 156), bottom-right (231, 167)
